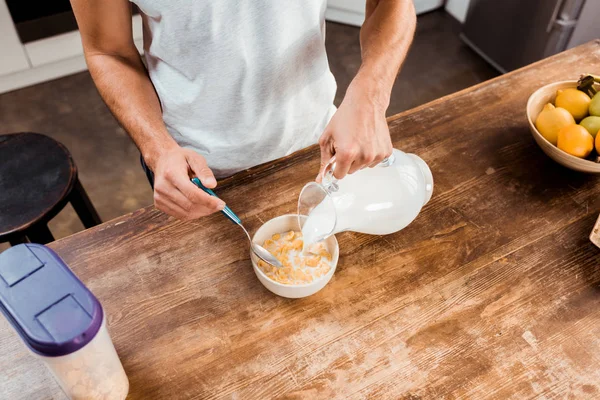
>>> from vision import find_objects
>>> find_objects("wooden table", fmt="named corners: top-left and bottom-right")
top-left (2, 41), bottom-right (600, 400)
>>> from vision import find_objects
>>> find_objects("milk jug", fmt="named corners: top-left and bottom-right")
top-left (299, 149), bottom-right (433, 244)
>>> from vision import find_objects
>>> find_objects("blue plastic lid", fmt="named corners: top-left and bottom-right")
top-left (0, 244), bottom-right (103, 357)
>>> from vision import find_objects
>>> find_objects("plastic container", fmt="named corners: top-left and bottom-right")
top-left (0, 244), bottom-right (129, 400)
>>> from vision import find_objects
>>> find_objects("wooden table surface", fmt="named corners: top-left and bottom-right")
top-left (2, 41), bottom-right (600, 400)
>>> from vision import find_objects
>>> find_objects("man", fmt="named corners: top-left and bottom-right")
top-left (71, 0), bottom-right (416, 220)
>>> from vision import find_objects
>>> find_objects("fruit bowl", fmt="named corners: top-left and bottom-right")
top-left (526, 80), bottom-right (600, 174)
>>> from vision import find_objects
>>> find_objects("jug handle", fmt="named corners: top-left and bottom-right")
top-left (317, 153), bottom-right (395, 191)
top-left (317, 155), bottom-right (338, 191)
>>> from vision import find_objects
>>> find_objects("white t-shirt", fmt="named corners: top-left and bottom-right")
top-left (132, 0), bottom-right (338, 177)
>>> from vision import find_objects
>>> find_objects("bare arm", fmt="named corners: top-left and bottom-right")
top-left (71, 0), bottom-right (173, 166)
top-left (70, 0), bottom-right (224, 219)
top-left (319, 0), bottom-right (416, 179)
top-left (358, 0), bottom-right (416, 108)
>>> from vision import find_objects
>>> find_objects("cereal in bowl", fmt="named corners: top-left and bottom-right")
top-left (257, 231), bottom-right (332, 285)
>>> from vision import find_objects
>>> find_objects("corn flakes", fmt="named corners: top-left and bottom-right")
top-left (284, 231), bottom-right (295, 241)
top-left (305, 256), bottom-right (319, 267)
top-left (256, 230), bottom-right (333, 285)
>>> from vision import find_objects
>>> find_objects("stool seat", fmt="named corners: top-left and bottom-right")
top-left (0, 133), bottom-right (101, 245)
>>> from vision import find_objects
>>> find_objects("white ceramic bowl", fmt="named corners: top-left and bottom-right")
top-left (526, 80), bottom-right (600, 174)
top-left (251, 214), bottom-right (339, 298)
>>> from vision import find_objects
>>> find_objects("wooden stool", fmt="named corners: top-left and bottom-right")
top-left (0, 133), bottom-right (101, 246)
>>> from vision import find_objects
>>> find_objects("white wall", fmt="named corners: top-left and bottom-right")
top-left (445, 0), bottom-right (471, 23)
top-left (326, 0), bottom-right (445, 27)
top-left (0, 9), bottom-right (143, 94)
top-left (0, 0), bottom-right (30, 75)
top-left (326, 0), bottom-right (366, 27)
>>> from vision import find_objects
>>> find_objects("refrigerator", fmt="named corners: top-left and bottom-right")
top-left (460, 0), bottom-right (600, 73)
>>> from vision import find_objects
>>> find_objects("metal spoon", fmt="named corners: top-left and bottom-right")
top-left (191, 178), bottom-right (283, 268)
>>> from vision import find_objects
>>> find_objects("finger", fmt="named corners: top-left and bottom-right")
top-left (158, 193), bottom-right (220, 220)
top-left (156, 167), bottom-right (222, 220)
top-left (319, 134), bottom-right (334, 168)
top-left (347, 160), bottom-right (364, 175)
top-left (174, 175), bottom-right (225, 211)
top-left (350, 151), bottom-right (376, 174)
top-left (316, 155), bottom-right (336, 184)
top-left (317, 134), bottom-right (334, 182)
top-left (158, 192), bottom-right (219, 220)
top-left (159, 157), bottom-right (224, 211)
top-left (186, 151), bottom-right (217, 188)
top-left (161, 185), bottom-right (194, 212)
top-left (369, 154), bottom-right (387, 168)
top-left (186, 203), bottom-right (223, 219)
top-left (154, 177), bottom-right (193, 211)
top-left (155, 195), bottom-right (190, 220)
top-left (332, 152), bottom-right (353, 180)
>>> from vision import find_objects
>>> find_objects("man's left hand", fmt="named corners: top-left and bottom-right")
top-left (318, 84), bottom-right (393, 181)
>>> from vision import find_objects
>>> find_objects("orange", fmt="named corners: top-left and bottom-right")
top-left (557, 125), bottom-right (594, 158)
top-left (596, 131), bottom-right (600, 154)
top-left (535, 103), bottom-right (575, 145)
top-left (555, 88), bottom-right (591, 120)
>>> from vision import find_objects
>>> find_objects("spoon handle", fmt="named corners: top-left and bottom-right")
top-left (191, 177), bottom-right (241, 224)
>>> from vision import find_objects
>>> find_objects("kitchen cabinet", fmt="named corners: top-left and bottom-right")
top-left (0, 0), bottom-right (143, 94)
top-left (0, 0), bottom-right (29, 76)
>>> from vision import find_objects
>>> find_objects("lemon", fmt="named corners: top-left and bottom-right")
top-left (557, 124), bottom-right (594, 158)
top-left (555, 88), bottom-right (591, 120)
top-left (535, 103), bottom-right (575, 145)
top-left (579, 116), bottom-right (600, 138)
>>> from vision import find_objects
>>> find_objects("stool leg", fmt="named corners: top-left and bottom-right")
top-left (70, 179), bottom-right (101, 229)
top-left (9, 235), bottom-right (29, 246)
top-left (26, 225), bottom-right (54, 244)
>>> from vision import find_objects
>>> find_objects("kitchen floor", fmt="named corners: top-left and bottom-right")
top-left (0, 10), bottom-right (497, 249)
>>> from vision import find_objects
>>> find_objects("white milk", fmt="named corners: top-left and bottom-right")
top-left (301, 199), bottom-right (336, 247)
top-left (301, 151), bottom-right (432, 248)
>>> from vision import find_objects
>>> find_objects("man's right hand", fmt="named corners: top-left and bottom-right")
top-left (148, 147), bottom-right (225, 220)
top-left (71, 0), bottom-right (224, 221)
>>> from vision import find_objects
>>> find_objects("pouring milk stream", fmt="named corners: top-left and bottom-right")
top-left (299, 149), bottom-right (433, 249)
